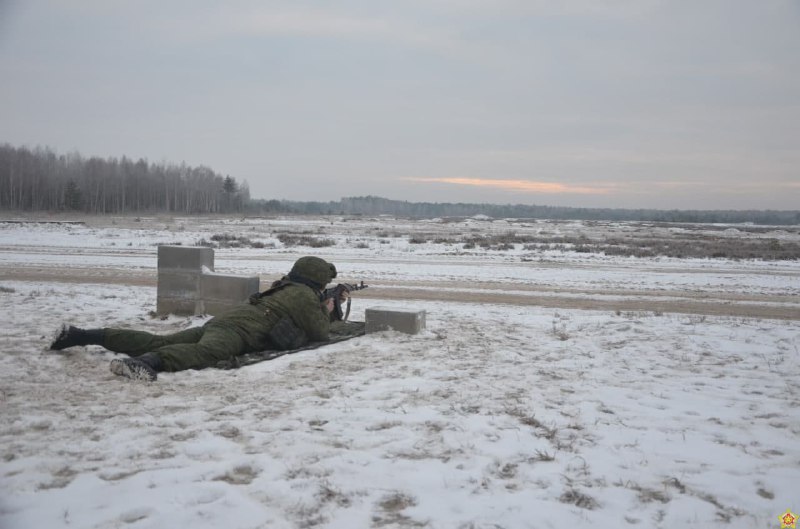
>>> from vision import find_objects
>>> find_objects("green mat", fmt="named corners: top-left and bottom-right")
top-left (215, 321), bottom-right (366, 370)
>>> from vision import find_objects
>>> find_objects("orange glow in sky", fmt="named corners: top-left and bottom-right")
top-left (406, 177), bottom-right (612, 195)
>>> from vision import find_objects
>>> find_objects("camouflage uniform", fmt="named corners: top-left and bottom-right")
top-left (103, 282), bottom-right (331, 371)
top-left (53, 256), bottom-right (337, 376)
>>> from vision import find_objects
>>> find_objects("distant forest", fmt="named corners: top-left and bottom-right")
top-left (0, 144), bottom-right (249, 214)
top-left (2, 144), bottom-right (798, 224)
top-left (255, 197), bottom-right (800, 226)
top-left (246, 196), bottom-right (797, 225)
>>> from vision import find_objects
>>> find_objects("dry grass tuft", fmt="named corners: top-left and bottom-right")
top-left (213, 465), bottom-right (258, 485)
top-left (372, 492), bottom-right (426, 528)
top-left (559, 488), bottom-right (599, 510)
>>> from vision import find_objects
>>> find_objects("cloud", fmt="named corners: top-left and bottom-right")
top-left (160, 5), bottom-right (471, 59)
top-left (405, 177), bottom-right (613, 195)
top-left (411, 0), bottom-right (660, 18)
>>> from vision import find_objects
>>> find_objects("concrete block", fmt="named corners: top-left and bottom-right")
top-left (158, 271), bottom-right (201, 296)
top-left (155, 245), bottom-right (258, 317)
top-left (156, 298), bottom-right (197, 316)
top-left (157, 272), bottom-right (203, 316)
top-left (157, 245), bottom-right (213, 316)
top-left (365, 307), bottom-right (426, 335)
top-left (199, 274), bottom-right (260, 316)
top-left (157, 245), bottom-right (214, 271)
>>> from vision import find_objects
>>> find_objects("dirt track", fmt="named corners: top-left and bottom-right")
top-left (4, 265), bottom-right (798, 321)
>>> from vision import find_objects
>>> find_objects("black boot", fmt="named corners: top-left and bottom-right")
top-left (49, 325), bottom-right (106, 350)
top-left (109, 352), bottom-right (162, 382)
top-left (137, 352), bottom-right (164, 372)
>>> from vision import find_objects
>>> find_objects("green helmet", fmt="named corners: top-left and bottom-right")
top-left (289, 256), bottom-right (337, 289)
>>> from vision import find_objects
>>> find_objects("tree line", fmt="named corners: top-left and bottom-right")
top-left (0, 144), bottom-right (249, 214)
top-left (3, 144), bottom-right (797, 224)
top-left (253, 195), bottom-right (800, 225)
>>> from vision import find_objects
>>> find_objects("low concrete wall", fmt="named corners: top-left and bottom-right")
top-left (156, 246), bottom-right (213, 316)
top-left (156, 245), bottom-right (259, 316)
top-left (198, 273), bottom-right (261, 316)
top-left (365, 308), bottom-right (426, 335)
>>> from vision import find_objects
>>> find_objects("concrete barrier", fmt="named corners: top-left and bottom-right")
top-left (365, 308), bottom-right (426, 335)
top-left (156, 245), bottom-right (260, 316)
top-left (198, 273), bottom-right (261, 316)
top-left (156, 246), bottom-right (213, 316)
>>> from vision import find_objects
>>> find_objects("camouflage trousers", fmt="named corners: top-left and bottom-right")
top-left (102, 305), bottom-right (278, 372)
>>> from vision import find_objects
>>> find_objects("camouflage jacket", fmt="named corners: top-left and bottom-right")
top-left (252, 281), bottom-right (330, 342)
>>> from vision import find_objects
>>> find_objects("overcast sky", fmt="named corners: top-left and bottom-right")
top-left (1, 0), bottom-right (798, 210)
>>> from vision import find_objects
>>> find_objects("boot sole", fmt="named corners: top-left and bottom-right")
top-left (110, 358), bottom-right (157, 382)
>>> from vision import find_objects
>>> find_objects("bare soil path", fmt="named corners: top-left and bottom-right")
top-left (3, 264), bottom-right (797, 321)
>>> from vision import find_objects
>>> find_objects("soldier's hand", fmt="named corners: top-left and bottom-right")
top-left (323, 298), bottom-right (335, 313)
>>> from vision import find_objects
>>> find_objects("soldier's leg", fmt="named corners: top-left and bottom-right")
top-left (103, 327), bottom-right (204, 356)
top-left (150, 324), bottom-right (246, 372)
top-left (110, 305), bottom-right (272, 377)
top-left (50, 323), bottom-right (205, 354)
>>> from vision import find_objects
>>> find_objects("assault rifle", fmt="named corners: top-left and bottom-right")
top-left (322, 281), bottom-right (368, 321)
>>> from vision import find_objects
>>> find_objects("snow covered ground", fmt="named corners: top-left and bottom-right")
top-left (1, 215), bottom-right (799, 529)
